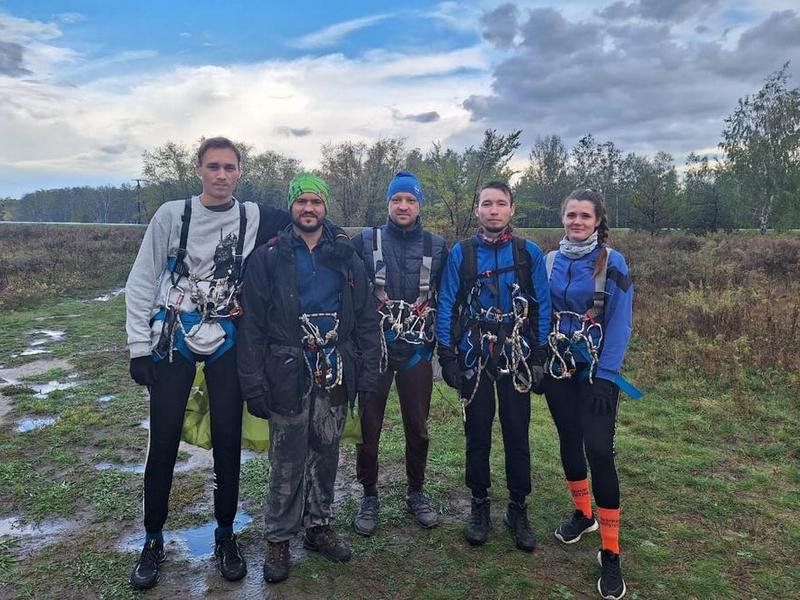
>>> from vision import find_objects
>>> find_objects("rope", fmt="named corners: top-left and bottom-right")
top-left (377, 299), bottom-right (436, 373)
top-left (299, 312), bottom-right (342, 394)
top-left (545, 311), bottom-right (603, 383)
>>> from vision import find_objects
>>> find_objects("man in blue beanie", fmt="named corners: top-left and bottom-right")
top-left (350, 171), bottom-right (448, 536)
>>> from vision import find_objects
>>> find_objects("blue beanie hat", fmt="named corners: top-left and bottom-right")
top-left (386, 171), bottom-right (424, 206)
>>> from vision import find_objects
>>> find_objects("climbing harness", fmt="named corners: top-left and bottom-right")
top-left (545, 311), bottom-right (603, 383)
top-left (458, 282), bottom-right (534, 422)
top-left (299, 312), bottom-right (342, 395)
top-left (154, 197), bottom-right (247, 363)
top-left (369, 227), bottom-right (436, 373)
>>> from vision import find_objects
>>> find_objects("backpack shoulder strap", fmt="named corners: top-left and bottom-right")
top-left (170, 197), bottom-right (193, 284)
top-left (418, 230), bottom-right (433, 302)
top-left (232, 200), bottom-right (247, 283)
top-left (458, 237), bottom-right (478, 288)
top-left (545, 250), bottom-right (557, 280)
top-left (512, 236), bottom-right (533, 295)
top-left (591, 246), bottom-right (612, 318)
top-left (372, 227), bottom-right (388, 302)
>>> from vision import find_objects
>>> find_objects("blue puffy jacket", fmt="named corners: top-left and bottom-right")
top-left (436, 235), bottom-right (551, 362)
top-left (548, 246), bottom-right (633, 382)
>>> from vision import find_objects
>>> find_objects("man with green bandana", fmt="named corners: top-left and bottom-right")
top-left (238, 173), bottom-right (379, 583)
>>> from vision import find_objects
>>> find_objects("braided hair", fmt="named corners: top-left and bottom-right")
top-left (561, 188), bottom-right (609, 277)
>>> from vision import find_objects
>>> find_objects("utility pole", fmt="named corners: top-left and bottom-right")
top-left (132, 179), bottom-right (149, 224)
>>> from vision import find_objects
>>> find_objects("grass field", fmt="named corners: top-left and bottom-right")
top-left (0, 225), bottom-right (798, 599)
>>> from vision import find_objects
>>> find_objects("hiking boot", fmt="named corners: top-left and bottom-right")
top-left (597, 549), bottom-right (627, 600)
top-left (504, 500), bottom-right (536, 552)
top-left (555, 509), bottom-right (598, 544)
top-left (464, 496), bottom-right (491, 546)
top-left (406, 491), bottom-right (439, 529)
top-left (263, 541), bottom-right (290, 583)
top-left (353, 495), bottom-right (380, 536)
top-left (129, 538), bottom-right (166, 589)
top-left (214, 533), bottom-right (247, 581)
top-left (303, 525), bottom-right (352, 563)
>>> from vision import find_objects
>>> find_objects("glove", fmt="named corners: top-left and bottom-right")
top-left (528, 345), bottom-right (547, 394)
top-left (591, 379), bottom-right (619, 415)
top-left (129, 356), bottom-right (157, 386)
top-left (246, 394), bottom-right (271, 420)
top-left (437, 344), bottom-right (463, 390)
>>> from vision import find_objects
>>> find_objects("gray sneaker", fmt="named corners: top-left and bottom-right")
top-left (405, 491), bottom-right (439, 529)
top-left (353, 495), bottom-right (380, 536)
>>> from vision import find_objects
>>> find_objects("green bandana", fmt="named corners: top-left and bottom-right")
top-left (287, 172), bottom-right (331, 208)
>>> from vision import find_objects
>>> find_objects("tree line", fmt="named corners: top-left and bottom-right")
top-left (3, 64), bottom-right (798, 234)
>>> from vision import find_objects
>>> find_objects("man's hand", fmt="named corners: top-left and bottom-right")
top-left (129, 356), bottom-right (157, 387)
top-left (437, 344), bottom-right (463, 391)
top-left (591, 379), bottom-right (619, 415)
top-left (528, 345), bottom-right (547, 394)
top-left (246, 394), bottom-right (271, 420)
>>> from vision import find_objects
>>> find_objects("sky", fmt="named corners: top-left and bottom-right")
top-left (1, 0), bottom-right (799, 198)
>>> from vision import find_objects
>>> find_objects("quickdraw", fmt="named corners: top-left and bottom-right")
top-left (459, 284), bottom-right (533, 422)
top-left (299, 312), bottom-right (342, 394)
top-left (377, 299), bottom-right (436, 373)
top-left (545, 310), bottom-right (603, 383)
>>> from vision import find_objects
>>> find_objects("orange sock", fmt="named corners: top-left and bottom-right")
top-left (567, 479), bottom-right (592, 519)
top-left (598, 507), bottom-right (620, 554)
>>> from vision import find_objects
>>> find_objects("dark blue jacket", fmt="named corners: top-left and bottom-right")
top-left (436, 235), bottom-right (551, 358)
top-left (548, 246), bottom-right (633, 382)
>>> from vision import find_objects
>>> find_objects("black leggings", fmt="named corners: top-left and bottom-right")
top-left (543, 376), bottom-right (620, 509)
top-left (143, 348), bottom-right (243, 534)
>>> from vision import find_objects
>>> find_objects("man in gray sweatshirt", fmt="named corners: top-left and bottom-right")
top-left (126, 137), bottom-right (287, 589)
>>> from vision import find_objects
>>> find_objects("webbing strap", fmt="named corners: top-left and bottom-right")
top-left (372, 227), bottom-right (386, 291)
top-left (232, 200), bottom-right (247, 282)
top-left (418, 230), bottom-right (433, 302)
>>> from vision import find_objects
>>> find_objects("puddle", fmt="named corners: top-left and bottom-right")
top-left (32, 380), bottom-right (81, 397)
top-left (0, 516), bottom-right (78, 549)
top-left (16, 349), bottom-right (52, 357)
top-left (0, 360), bottom-right (76, 426)
top-left (93, 288), bottom-right (126, 302)
top-left (139, 419), bottom-right (150, 430)
top-left (28, 330), bottom-right (66, 342)
top-left (98, 394), bottom-right (115, 402)
top-left (17, 416), bottom-right (57, 432)
top-left (119, 508), bottom-right (254, 560)
top-left (34, 314), bottom-right (81, 322)
top-left (95, 461), bottom-right (145, 474)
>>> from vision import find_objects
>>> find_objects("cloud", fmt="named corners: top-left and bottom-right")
top-left (464, 5), bottom-right (800, 158)
top-left (394, 110), bottom-right (441, 123)
top-left (275, 126), bottom-right (313, 137)
top-left (55, 13), bottom-right (86, 24)
top-left (291, 14), bottom-right (393, 49)
top-left (480, 3), bottom-right (520, 48)
top-left (0, 41), bottom-right (32, 76)
top-left (597, 0), bottom-right (724, 23)
top-left (0, 45), bottom-right (489, 196)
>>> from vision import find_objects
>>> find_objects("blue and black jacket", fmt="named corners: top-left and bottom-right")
top-left (436, 235), bottom-right (551, 367)
top-left (548, 246), bottom-right (633, 382)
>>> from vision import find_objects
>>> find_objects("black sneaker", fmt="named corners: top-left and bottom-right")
top-left (555, 509), bottom-right (598, 544)
top-left (353, 495), bottom-right (380, 536)
top-left (464, 497), bottom-right (491, 546)
top-left (406, 491), bottom-right (439, 529)
top-left (597, 549), bottom-right (627, 600)
top-left (503, 500), bottom-right (536, 552)
top-left (303, 525), bottom-right (352, 563)
top-left (129, 538), bottom-right (166, 590)
top-left (264, 540), bottom-right (290, 583)
top-left (214, 533), bottom-right (247, 581)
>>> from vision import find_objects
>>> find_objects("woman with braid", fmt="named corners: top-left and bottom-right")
top-left (543, 189), bottom-right (633, 600)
